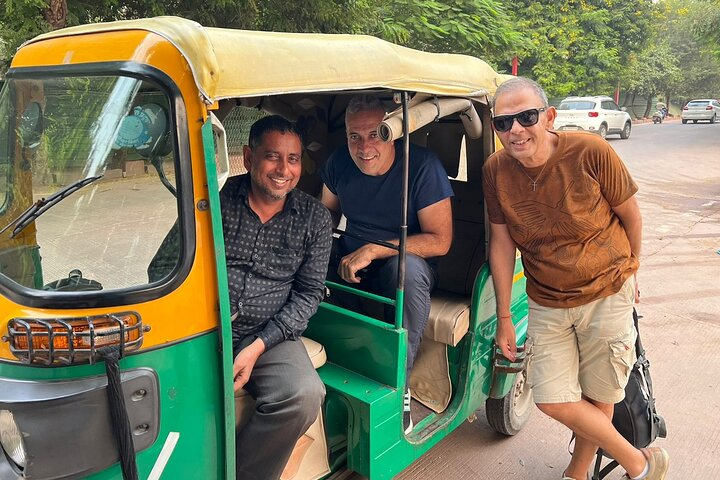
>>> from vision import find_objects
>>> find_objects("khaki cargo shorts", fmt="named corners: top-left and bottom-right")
top-left (527, 277), bottom-right (637, 405)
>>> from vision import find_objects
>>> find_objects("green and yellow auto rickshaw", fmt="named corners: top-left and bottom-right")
top-left (0, 17), bottom-right (531, 480)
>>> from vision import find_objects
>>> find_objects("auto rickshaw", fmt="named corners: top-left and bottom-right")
top-left (0, 17), bottom-right (531, 480)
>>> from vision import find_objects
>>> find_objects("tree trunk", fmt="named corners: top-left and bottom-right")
top-left (644, 95), bottom-right (654, 118)
top-left (42, 0), bottom-right (68, 30)
top-left (627, 92), bottom-right (638, 119)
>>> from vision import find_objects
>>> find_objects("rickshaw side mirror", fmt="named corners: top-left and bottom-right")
top-left (209, 112), bottom-right (229, 190)
top-left (114, 103), bottom-right (170, 157)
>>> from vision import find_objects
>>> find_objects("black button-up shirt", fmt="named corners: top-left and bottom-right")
top-left (220, 174), bottom-right (332, 351)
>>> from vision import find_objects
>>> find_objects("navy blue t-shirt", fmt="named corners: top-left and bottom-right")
top-left (321, 141), bottom-right (454, 257)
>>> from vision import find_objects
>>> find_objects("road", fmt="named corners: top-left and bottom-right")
top-left (392, 120), bottom-right (720, 480)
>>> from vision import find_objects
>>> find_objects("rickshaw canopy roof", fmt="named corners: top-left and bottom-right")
top-left (24, 16), bottom-right (507, 104)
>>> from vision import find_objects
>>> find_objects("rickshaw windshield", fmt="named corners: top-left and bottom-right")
top-left (0, 74), bottom-right (180, 293)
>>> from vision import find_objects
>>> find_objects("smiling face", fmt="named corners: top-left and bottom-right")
top-left (243, 130), bottom-right (302, 202)
top-left (493, 86), bottom-right (557, 167)
top-left (345, 108), bottom-right (395, 176)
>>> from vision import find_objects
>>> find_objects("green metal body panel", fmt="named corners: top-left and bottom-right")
top-left (305, 302), bottom-right (406, 389)
top-left (305, 260), bottom-right (529, 479)
top-left (202, 117), bottom-right (236, 479)
top-left (0, 332), bottom-right (225, 479)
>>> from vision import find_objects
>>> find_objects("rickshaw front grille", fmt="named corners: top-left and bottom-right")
top-left (4, 312), bottom-right (144, 366)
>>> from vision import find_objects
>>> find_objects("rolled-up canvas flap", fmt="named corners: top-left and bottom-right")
top-left (379, 98), bottom-right (482, 142)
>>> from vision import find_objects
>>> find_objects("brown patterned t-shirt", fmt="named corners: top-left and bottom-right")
top-left (483, 131), bottom-right (639, 307)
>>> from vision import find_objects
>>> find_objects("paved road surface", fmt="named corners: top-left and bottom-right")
top-left (393, 119), bottom-right (720, 480)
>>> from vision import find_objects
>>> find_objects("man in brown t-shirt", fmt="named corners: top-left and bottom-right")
top-left (483, 77), bottom-right (668, 480)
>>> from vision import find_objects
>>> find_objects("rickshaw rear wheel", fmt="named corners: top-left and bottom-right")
top-left (485, 370), bottom-right (533, 436)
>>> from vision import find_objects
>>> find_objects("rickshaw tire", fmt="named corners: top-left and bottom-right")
top-left (485, 371), bottom-right (533, 436)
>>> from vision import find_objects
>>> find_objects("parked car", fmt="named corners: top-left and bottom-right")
top-left (681, 99), bottom-right (720, 124)
top-left (553, 95), bottom-right (632, 139)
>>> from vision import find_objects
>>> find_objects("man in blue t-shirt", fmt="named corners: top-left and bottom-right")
top-left (320, 94), bottom-right (454, 434)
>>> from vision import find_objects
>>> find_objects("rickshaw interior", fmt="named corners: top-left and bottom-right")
top-left (211, 89), bottom-right (494, 441)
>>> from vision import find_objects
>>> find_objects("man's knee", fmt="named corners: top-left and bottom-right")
top-left (380, 254), bottom-right (433, 290)
top-left (536, 401), bottom-right (568, 419)
top-left (292, 373), bottom-right (325, 424)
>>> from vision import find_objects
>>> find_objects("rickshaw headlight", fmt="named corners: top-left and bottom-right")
top-left (0, 410), bottom-right (27, 469)
top-left (5, 312), bottom-right (144, 366)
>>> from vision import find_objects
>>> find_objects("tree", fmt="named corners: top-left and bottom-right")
top-left (508, 0), bottom-right (656, 97)
top-left (0, 0), bottom-right (525, 72)
top-left (689, 0), bottom-right (720, 59)
top-left (621, 43), bottom-right (682, 117)
top-left (644, 0), bottom-right (720, 103)
top-left (374, 0), bottom-right (527, 67)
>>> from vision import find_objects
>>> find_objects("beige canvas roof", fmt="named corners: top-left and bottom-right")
top-left (24, 16), bottom-right (507, 104)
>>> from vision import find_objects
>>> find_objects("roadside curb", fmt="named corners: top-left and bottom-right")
top-left (632, 117), bottom-right (680, 125)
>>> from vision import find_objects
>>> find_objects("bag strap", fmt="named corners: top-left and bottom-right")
top-left (632, 307), bottom-right (645, 358)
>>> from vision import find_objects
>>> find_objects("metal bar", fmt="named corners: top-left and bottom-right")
top-left (55, 317), bottom-right (74, 365)
top-left (325, 280), bottom-right (396, 306)
top-left (332, 228), bottom-right (399, 251)
top-left (10, 319), bottom-right (33, 363)
top-left (88, 316), bottom-right (96, 365)
top-left (395, 91), bottom-right (410, 330)
top-left (34, 318), bottom-right (55, 366)
top-left (493, 337), bottom-right (534, 374)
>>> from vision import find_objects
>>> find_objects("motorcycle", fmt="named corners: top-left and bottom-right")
top-left (652, 109), bottom-right (664, 124)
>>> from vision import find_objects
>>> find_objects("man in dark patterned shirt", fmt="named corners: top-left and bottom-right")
top-left (221, 115), bottom-right (332, 480)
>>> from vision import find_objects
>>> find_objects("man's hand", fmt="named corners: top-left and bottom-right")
top-left (233, 338), bottom-right (266, 392)
top-left (634, 273), bottom-right (640, 304)
top-left (495, 315), bottom-right (517, 362)
top-left (338, 244), bottom-right (378, 283)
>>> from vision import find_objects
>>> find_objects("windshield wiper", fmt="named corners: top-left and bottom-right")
top-left (0, 175), bottom-right (103, 239)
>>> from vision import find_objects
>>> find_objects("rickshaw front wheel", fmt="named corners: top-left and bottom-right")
top-left (485, 370), bottom-right (533, 436)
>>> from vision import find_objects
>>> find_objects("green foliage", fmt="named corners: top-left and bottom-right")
top-left (638, 0), bottom-right (720, 101)
top-left (375, 0), bottom-right (527, 66)
top-left (0, 0), bottom-right (524, 72)
top-left (622, 42), bottom-right (682, 116)
top-left (2, 0), bottom-right (720, 102)
top-left (686, 0), bottom-right (720, 59)
top-left (508, 0), bottom-right (656, 97)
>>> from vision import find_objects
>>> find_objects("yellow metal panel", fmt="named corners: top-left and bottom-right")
top-left (1, 32), bottom-right (221, 361)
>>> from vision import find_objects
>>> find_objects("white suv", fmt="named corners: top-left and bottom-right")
top-left (553, 96), bottom-right (632, 139)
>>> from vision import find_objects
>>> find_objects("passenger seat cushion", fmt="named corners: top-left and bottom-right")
top-left (425, 293), bottom-right (470, 346)
top-left (301, 337), bottom-right (327, 369)
top-left (280, 412), bottom-right (330, 480)
top-left (409, 339), bottom-right (451, 413)
top-left (410, 292), bottom-right (470, 413)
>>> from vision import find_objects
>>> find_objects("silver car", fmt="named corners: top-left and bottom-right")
top-left (681, 99), bottom-right (720, 124)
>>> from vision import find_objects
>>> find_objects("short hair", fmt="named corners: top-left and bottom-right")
top-left (345, 94), bottom-right (386, 124)
top-left (492, 77), bottom-right (549, 109)
top-left (248, 115), bottom-right (303, 150)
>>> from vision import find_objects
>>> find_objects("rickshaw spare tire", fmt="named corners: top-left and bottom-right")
top-left (485, 370), bottom-right (533, 436)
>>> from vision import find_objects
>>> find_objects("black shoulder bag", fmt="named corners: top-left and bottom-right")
top-left (591, 308), bottom-right (668, 479)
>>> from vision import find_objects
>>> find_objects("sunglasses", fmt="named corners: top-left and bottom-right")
top-left (492, 107), bottom-right (547, 132)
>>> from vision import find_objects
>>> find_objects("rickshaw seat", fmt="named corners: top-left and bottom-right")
top-left (425, 293), bottom-right (470, 346)
top-left (234, 337), bottom-right (329, 480)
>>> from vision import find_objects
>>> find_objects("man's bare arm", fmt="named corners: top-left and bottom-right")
top-left (489, 221), bottom-right (519, 361)
top-left (612, 194), bottom-right (642, 302)
top-left (320, 185), bottom-right (342, 228)
top-left (335, 198), bottom-right (453, 283)
top-left (612, 194), bottom-right (642, 259)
